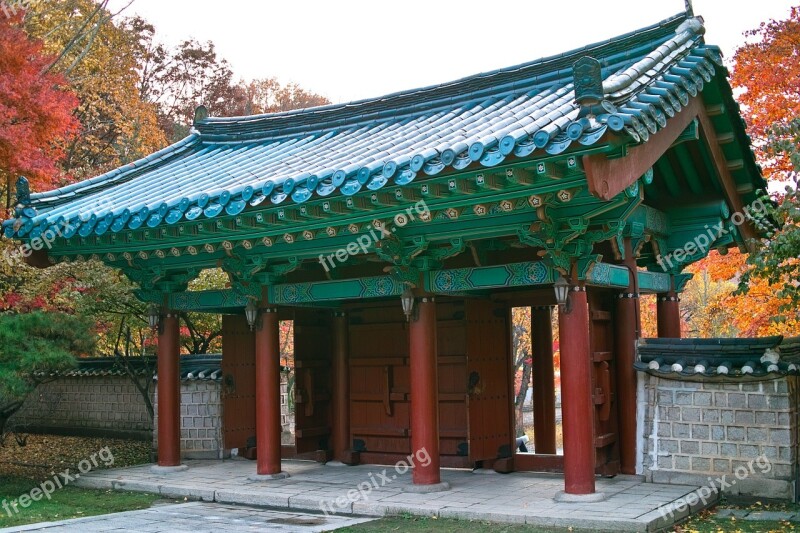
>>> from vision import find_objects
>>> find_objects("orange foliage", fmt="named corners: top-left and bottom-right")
top-left (731, 6), bottom-right (800, 180)
top-left (684, 250), bottom-right (800, 338)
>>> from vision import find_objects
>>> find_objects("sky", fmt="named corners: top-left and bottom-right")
top-left (107, 0), bottom-right (798, 104)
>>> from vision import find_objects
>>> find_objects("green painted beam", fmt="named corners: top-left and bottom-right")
top-left (698, 141), bottom-right (723, 194)
top-left (673, 144), bottom-right (704, 196)
top-left (151, 261), bottom-right (643, 311)
top-left (269, 275), bottom-right (405, 305)
top-left (425, 261), bottom-right (555, 293)
top-left (655, 157), bottom-right (682, 198)
top-left (627, 205), bottom-right (670, 236)
top-left (425, 260), bottom-right (630, 293)
top-left (585, 263), bottom-right (631, 289)
top-left (637, 271), bottom-right (672, 293)
top-left (170, 289), bottom-right (249, 312)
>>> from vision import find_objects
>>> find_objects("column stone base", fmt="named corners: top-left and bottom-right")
top-left (554, 490), bottom-right (606, 503)
top-left (248, 472), bottom-right (290, 481)
top-left (150, 464), bottom-right (188, 474)
top-left (403, 481), bottom-right (450, 493)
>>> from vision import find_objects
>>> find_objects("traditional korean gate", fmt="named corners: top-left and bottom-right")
top-left (588, 289), bottom-right (621, 476)
top-left (466, 299), bottom-right (514, 465)
top-left (221, 314), bottom-right (256, 450)
top-left (293, 308), bottom-right (333, 455)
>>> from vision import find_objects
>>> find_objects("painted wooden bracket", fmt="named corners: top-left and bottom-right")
top-left (584, 97), bottom-right (701, 200)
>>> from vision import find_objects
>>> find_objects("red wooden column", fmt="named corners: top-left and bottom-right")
top-left (556, 282), bottom-right (602, 500)
top-left (153, 311), bottom-right (186, 472)
top-left (251, 306), bottom-right (288, 480)
top-left (408, 296), bottom-right (449, 491)
top-left (330, 311), bottom-right (353, 464)
top-left (615, 238), bottom-right (640, 475)
top-left (657, 281), bottom-right (681, 338)
top-left (531, 306), bottom-right (556, 454)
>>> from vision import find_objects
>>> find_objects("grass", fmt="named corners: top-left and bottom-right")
top-left (340, 501), bottom-right (800, 532)
top-left (0, 434), bottom-right (164, 528)
top-left (676, 500), bottom-right (800, 532)
top-left (340, 515), bottom-right (571, 532)
top-left (0, 476), bottom-right (164, 528)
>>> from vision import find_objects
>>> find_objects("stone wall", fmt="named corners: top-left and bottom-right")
top-left (640, 373), bottom-right (798, 500)
top-left (12, 373), bottom-right (293, 460)
top-left (154, 377), bottom-right (291, 458)
top-left (153, 380), bottom-right (224, 459)
top-left (9, 376), bottom-right (151, 439)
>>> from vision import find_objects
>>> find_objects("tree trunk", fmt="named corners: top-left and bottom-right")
top-left (0, 399), bottom-right (26, 446)
top-left (515, 361), bottom-right (533, 437)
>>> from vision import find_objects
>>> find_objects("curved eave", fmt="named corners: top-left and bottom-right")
top-left (3, 13), bottom-right (763, 246)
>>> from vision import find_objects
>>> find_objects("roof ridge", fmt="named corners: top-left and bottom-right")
top-left (195, 12), bottom-right (689, 133)
top-left (6, 9), bottom-right (762, 245)
top-left (11, 12), bottom-right (690, 215)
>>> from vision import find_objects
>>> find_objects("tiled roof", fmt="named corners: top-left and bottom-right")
top-left (4, 13), bottom-right (733, 241)
top-left (37, 354), bottom-right (223, 381)
top-left (635, 337), bottom-right (800, 382)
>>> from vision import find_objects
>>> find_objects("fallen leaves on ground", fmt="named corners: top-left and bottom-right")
top-left (0, 433), bottom-right (150, 480)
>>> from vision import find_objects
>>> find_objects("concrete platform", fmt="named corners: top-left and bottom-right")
top-left (72, 458), bottom-right (718, 531)
top-left (0, 501), bottom-right (374, 532)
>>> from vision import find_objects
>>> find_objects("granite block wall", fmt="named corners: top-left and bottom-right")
top-left (640, 374), bottom-right (798, 500)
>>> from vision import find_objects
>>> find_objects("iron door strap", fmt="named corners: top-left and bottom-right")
top-left (468, 370), bottom-right (482, 396)
top-left (223, 373), bottom-right (236, 397)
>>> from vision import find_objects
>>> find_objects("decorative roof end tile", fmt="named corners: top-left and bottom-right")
top-left (573, 56), bottom-right (604, 108)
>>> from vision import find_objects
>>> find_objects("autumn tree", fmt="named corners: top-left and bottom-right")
top-left (24, 0), bottom-right (167, 181)
top-left (0, 14), bottom-right (79, 209)
top-left (511, 307), bottom-right (532, 436)
top-left (137, 37), bottom-right (330, 142)
top-left (683, 248), bottom-right (800, 338)
top-left (731, 6), bottom-right (800, 180)
top-left (243, 78), bottom-right (330, 115)
top-left (137, 37), bottom-right (248, 141)
top-left (731, 7), bottom-right (800, 319)
top-left (738, 145), bottom-right (800, 316)
top-left (180, 269), bottom-right (228, 354)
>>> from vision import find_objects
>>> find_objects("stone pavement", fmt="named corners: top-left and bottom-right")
top-left (70, 458), bottom-right (716, 531)
top-left (0, 502), bottom-right (374, 532)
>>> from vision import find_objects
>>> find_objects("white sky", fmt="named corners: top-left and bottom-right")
top-left (108, 0), bottom-right (797, 104)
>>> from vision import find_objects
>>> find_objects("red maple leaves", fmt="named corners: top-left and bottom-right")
top-left (0, 13), bottom-right (79, 199)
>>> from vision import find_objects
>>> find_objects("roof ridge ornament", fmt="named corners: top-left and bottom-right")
top-left (675, 16), bottom-right (704, 37)
top-left (574, 56), bottom-right (603, 107)
top-left (15, 176), bottom-right (30, 206)
top-left (573, 56), bottom-right (613, 118)
top-left (194, 105), bottom-right (209, 124)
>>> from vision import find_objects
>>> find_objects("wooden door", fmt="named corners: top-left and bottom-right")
top-left (466, 299), bottom-right (514, 463)
top-left (221, 314), bottom-right (256, 449)
top-left (293, 308), bottom-right (333, 454)
top-left (438, 319), bottom-right (469, 460)
top-left (588, 289), bottom-right (620, 476)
